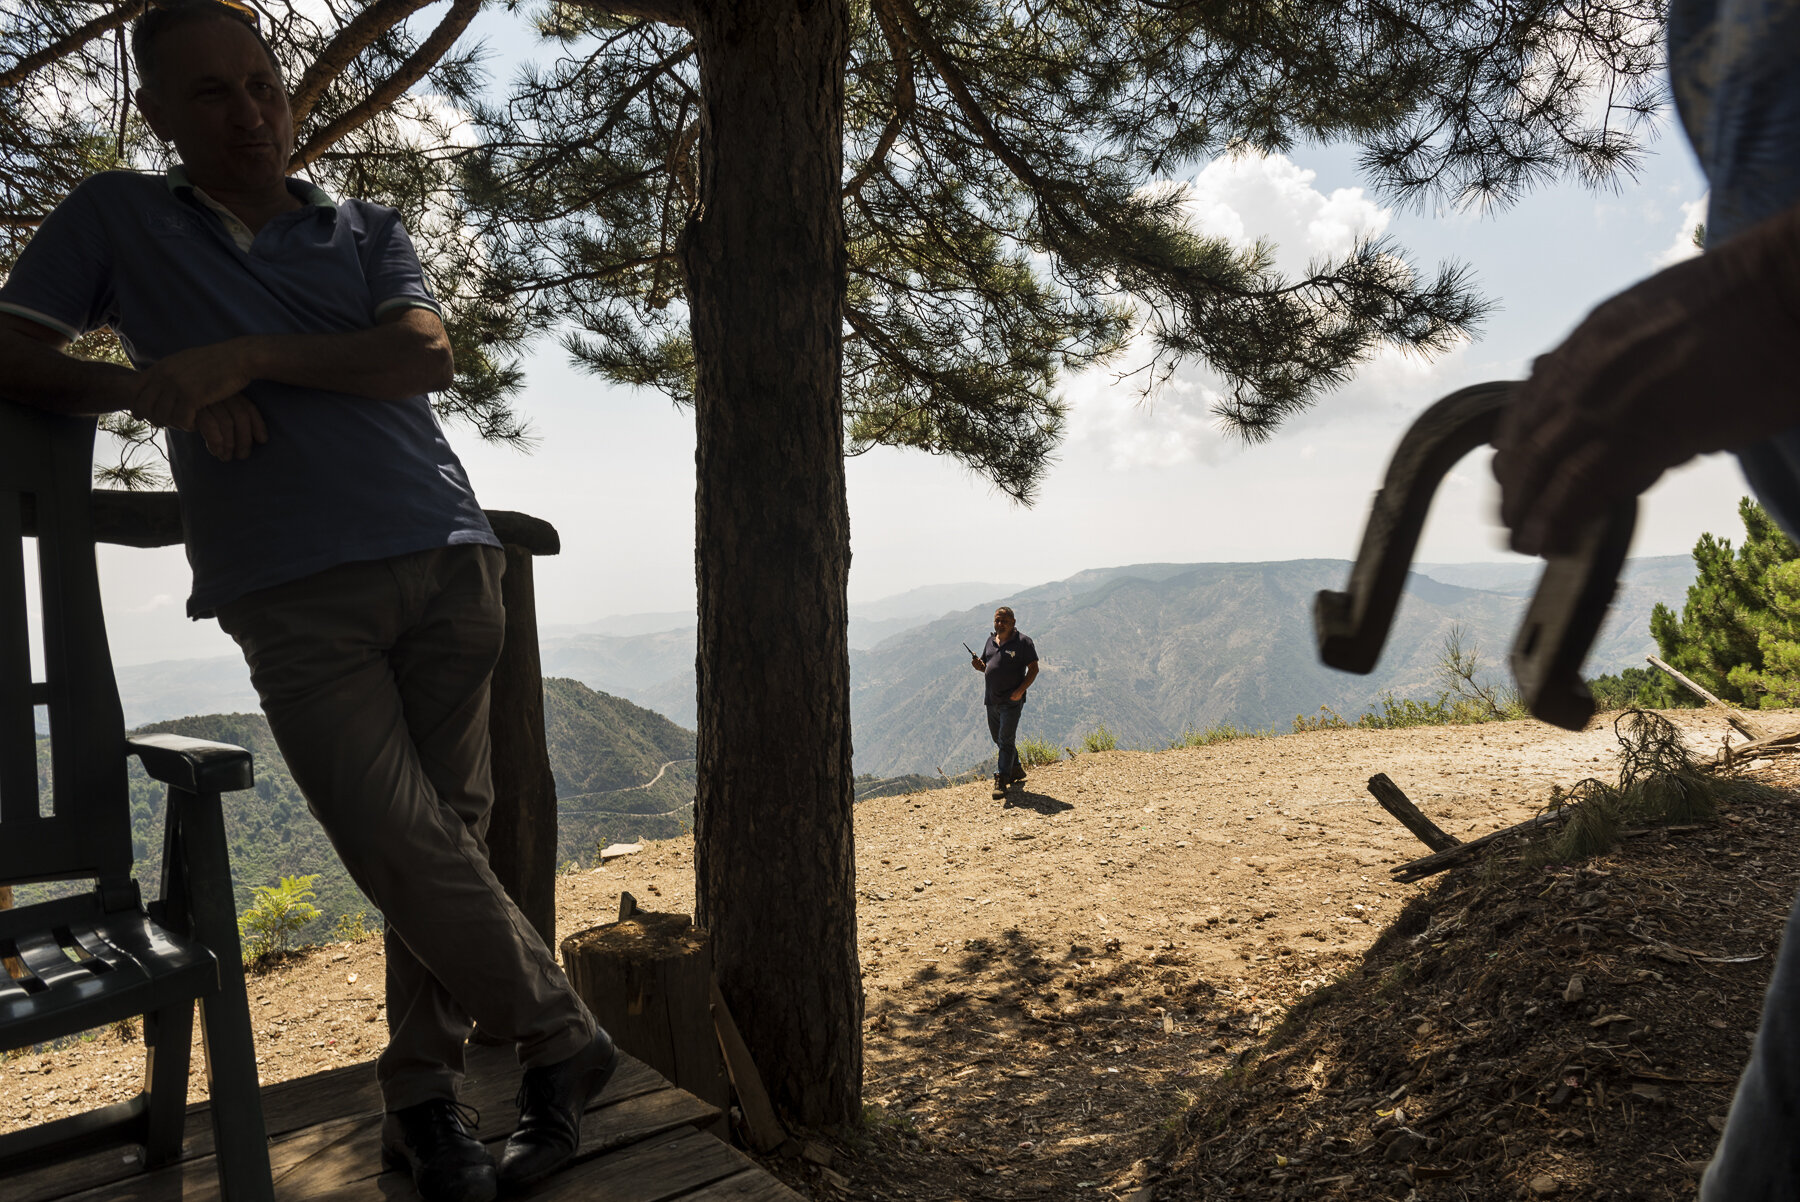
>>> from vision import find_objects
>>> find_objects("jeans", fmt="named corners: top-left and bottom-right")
top-left (1701, 886), bottom-right (1800, 1198)
top-left (987, 699), bottom-right (1024, 781)
top-left (217, 546), bottom-right (596, 1109)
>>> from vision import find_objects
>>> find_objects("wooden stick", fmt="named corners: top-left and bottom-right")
top-left (1390, 809), bottom-right (1573, 882)
top-left (1367, 774), bottom-right (1461, 853)
top-left (1646, 655), bottom-right (1770, 741)
top-left (1713, 727), bottom-right (1800, 765)
top-left (710, 975), bottom-right (787, 1152)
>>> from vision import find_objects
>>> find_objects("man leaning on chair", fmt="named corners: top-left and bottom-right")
top-left (0, 4), bottom-right (611, 1199)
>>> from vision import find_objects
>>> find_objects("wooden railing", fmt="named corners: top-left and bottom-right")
top-left (85, 489), bottom-right (563, 949)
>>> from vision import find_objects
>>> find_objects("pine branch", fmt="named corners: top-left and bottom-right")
top-left (289, 0), bottom-right (436, 125)
top-left (290, 0), bottom-right (483, 171)
top-left (842, 0), bottom-right (915, 199)
top-left (0, 0), bottom-right (147, 93)
top-left (562, 0), bottom-right (698, 29)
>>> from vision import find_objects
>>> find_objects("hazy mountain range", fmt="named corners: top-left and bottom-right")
top-left (112, 580), bottom-right (1020, 730)
top-left (107, 558), bottom-right (1695, 777)
top-left (848, 556), bottom-right (1693, 776)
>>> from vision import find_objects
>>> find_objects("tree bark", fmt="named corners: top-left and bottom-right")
top-left (681, 0), bottom-right (860, 1127)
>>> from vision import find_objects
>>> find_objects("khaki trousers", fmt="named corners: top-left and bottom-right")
top-left (216, 545), bottom-right (594, 1110)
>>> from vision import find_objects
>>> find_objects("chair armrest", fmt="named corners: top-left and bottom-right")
top-left (127, 733), bottom-right (255, 794)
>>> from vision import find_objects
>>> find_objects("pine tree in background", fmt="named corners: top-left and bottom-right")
top-left (4, 0), bottom-right (1671, 1123)
top-left (1644, 498), bottom-right (1800, 708)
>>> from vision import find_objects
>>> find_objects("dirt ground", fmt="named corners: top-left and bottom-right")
top-left (5, 709), bottom-right (1788, 1202)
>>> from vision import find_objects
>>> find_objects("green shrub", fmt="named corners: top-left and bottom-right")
top-left (1018, 738), bottom-right (1061, 766)
top-left (1080, 724), bottom-right (1118, 753)
top-left (238, 873), bottom-right (322, 965)
top-left (1172, 724), bottom-right (1269, 748)
top-left (329, 910), bottom-right (377, 943)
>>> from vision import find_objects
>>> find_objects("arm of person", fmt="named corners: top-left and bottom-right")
top-left (131, 306), bottom-right (454, 432)
top-left (0, 312), bottom-right (139, 415)
top-left (1010, 660), bottom-right (1039, 702)
top-left (1493, 198), bottom-right (1800, 556)
top-left (0, 312), bottom-right (265, 461)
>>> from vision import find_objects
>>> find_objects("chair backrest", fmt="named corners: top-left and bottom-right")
top-left (0, 402), bottom-right (132, 893)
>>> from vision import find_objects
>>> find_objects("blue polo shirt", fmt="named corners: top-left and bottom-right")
top-left (981, 632), bottom-right (1038, 704)
top-left (0, 168), bottom-right (499, 616)
top-left (1667, 0), bottom-right (1800, 537)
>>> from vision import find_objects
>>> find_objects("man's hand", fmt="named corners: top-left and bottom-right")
top-left (1009, 686), bottom-right (1027, 701)
top-left (971, 654), bottom-right (984, 670)
top-left (193, 393), bottom-right (269, 461)
top-left (1493, 201), bottom-right (1800, 557)
top-left (132, 341), bottom-right (254, 431)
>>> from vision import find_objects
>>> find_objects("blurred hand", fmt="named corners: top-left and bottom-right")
top-left (193, 394), bottom-right (269, 461)
top-left (1493, 201), bottom-right (1800, 557)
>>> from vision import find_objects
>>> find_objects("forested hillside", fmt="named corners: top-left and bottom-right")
top-left (123, 713), bottom-right (367, 942)
top-left (542, 677), bottom-right (697, 864)
top-left (22, 681), bottom-right (701, 951)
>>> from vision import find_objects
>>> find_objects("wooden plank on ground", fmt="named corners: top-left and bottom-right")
top-left (676, 1167), bottom-right (808, 1200)
top-left (1391, 808), bottom-right (1572, 882)
top-left (710, 977), bottom-right (785, 1153)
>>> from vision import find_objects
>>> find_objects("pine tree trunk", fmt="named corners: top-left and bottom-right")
top-left (680, 0), bottom-right (860, 1126)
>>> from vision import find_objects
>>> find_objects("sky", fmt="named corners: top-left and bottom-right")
top-left (92, 18), bottom-right (1741, 665)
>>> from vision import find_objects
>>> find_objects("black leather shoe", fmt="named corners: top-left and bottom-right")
top-left (498, 1029), bottom-right (618, 1194)
top-left (381, 1099), bottom-right (498, 1202)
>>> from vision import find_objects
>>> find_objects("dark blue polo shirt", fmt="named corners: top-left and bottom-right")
top-left (981, 632), bottom-right (1039, 704)
top-left (0, 168), bottom-right (498, 616)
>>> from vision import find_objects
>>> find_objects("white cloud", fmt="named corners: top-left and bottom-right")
top-left (1180, 152), bottom-right (1391, 268)
top-left (1654, 195), bottom-right (1708, 267)
top-left (1067, 152), bottom-right (1469, 469)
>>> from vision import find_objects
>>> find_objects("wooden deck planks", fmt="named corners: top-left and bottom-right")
top-left (10, 1041), bottom-right (784, 1202)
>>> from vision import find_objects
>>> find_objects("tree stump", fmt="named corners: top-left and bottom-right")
top-left (561, 911), bottom-right (730, 1133)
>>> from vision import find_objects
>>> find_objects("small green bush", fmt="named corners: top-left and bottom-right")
top-left (330, 910), bottom-right (377, 943)
top-left (1081, 724), bottom-right (1118, 753)
top-left (238, 873), bottom-right (322, 965)
top-left (1171, 724), bottom-right (1269, 748)
top-left (1018, 738), bottom-right (1061, 766)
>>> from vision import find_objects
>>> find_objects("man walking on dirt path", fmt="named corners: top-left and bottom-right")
top-left (1491, 3), bottom-right (1800, 1197)
top-left (0, 6), bottom-right (613, 1200)
top-left (970, 607), bottom-right (1039, 800)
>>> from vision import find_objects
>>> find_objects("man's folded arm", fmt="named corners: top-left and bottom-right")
top-left (0, 312), bottom-right (139, 415)
top-left (128, 306), bottom-right (454, 433)
top-left (242, 306), bottom-right (454, 400)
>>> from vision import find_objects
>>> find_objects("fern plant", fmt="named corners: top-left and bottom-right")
top-left (238, 874), bottom-right (323, 965)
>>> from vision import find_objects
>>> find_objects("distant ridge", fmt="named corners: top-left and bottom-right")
top-left (108, 560), bottom-right (1696, 780)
